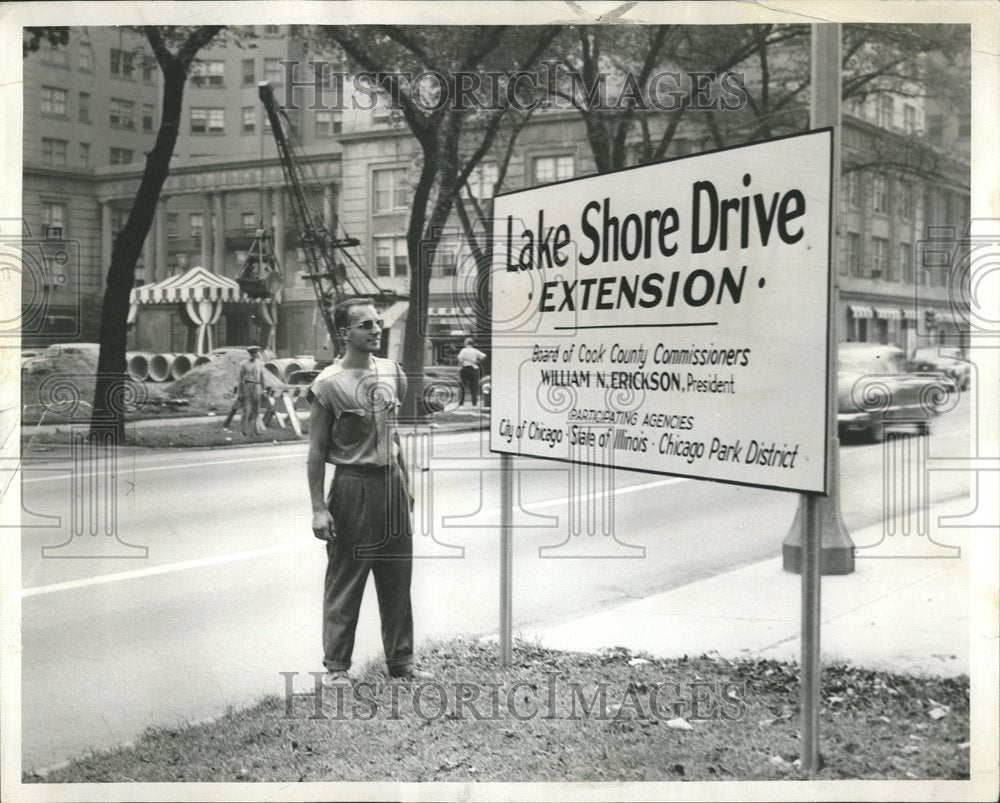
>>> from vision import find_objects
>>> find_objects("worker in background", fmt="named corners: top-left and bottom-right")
top-left (238, 346), bottom-right (265, 436)
top-left (307, 298), bottom-right (432, 688)
top-left (456, 337), bottom-right (486, 407)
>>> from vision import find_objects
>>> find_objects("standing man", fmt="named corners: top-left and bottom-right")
top-left (238, 346), bottom-right (265, 436)
top-left (456, 337), bottom-right (486, 407)
top-left (307, 298), bottom-right (432, 688)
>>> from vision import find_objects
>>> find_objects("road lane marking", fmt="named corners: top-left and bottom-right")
top-left (21, 476), bottom-right (693, 597)
top-left (20, 451), bottom-right (307, 484)
top-left (21, 541), bottom-right (312, 597)
top-left (457, 476), bottom-right (691, 523)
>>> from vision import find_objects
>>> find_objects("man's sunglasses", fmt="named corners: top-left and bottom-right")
top-left (343, 318), bottom-right (384, 331)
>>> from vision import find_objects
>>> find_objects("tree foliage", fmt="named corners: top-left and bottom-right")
top-left (90, 25), bottom-right (224, 437)
top-left (314, 25), bottom-right (559, 415)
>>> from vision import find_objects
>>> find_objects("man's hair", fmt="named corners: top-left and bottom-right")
top-left (333, 297), bottom-right (376, 332)
top-left (464, 337), bottom-right (474, 346)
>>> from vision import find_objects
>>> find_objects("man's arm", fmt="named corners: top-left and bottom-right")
top-left (307, 400), bottom-right (335, 540)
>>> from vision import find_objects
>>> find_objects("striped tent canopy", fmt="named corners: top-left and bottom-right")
top-left (129, 266), bottom-right (259, 305)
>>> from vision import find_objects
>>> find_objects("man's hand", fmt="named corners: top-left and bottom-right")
top-left (312, 508), bottom-right (336, 542)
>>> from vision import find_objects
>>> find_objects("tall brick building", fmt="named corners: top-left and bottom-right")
top-left (22, 26), bottom-right (970, 360)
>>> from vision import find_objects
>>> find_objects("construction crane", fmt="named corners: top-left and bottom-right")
top-left (256, 81), bottom-right (402, 351)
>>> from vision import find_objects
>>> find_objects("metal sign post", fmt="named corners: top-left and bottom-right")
top-left (499, 452), bottom-right (514, 668)
top-left (799, 21), bottom-right (843, 774)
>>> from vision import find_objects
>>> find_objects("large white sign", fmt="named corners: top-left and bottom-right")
top-left (490, 129), bottom-right (832, 493)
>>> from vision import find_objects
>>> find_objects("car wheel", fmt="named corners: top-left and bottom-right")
top-left (867, 421), bottom-right (885, 443)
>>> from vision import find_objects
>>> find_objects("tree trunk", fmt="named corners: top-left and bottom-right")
top-left (91, 62), bottom-right (188, 437)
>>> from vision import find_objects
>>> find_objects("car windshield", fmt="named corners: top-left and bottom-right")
top-left (839, 350), bottom-right (905, 375)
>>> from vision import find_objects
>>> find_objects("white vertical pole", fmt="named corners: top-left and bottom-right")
top-left (801, 492), bottom-right (822, 771)
top-left (499, 452), bottom-right (513, 667)
top-left (799, 21), bottom-right (843, 774)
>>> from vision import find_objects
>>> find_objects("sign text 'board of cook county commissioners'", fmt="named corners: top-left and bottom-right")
top-left (490, 129), bottom-right (833, 494)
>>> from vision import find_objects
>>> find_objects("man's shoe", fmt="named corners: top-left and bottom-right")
top-left (321, 670), bottom-right (352, 689)
top-left (388, 665), bottom-right (434, 681)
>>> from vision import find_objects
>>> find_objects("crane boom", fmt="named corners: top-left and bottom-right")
top-left (258, 81), bottom-right (395, 348)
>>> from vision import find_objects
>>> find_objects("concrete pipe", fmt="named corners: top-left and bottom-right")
top-left (126, 351), bottom-right (155, 382)
top-left (264, 358), bottom-right (304, 383)
top-left (148, 353), bottom-right (178, 383)
top-left (294, 357), bottom-right (317, 373)
top-left (193, 355), bottom-right (214, 368)
top-left (170, 353), bottom-right (199, 381)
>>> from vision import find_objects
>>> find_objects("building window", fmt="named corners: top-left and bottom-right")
top-left (434, 245), bottom-right (457, 277)
top-left (241, 106), bottom-right (256, 133)
top-left (876, 94), bottom-right (893, 128)
top-left (533, 155), bottom-right (574, 184)
top-left (79, 142), bottom-right (90, 167)
top-left (847, 232), bottom-right (862, 277)
top-left (872, 174), bottom-right (888, 214)
top-left (110, 48), bottom-right (135, 79)
top-left (41, 38), bottom-right (68, 66)
top-left (241, 212), bottom-right (256, 229)
top-left (109, 147), bottom-right (134, 165)
top-left (42, 202), bottom-right (67, 237)
top-left (190, 212), bottom-right (204, 239)
top-left (372, 168), bottom-right (411, 212)
top-left (41, 138), bottom-right (68, 166)
top-left (264, 58), bottom-right (282, 83)
top-left (315, 110), bottom-right (340, 137)
top-left (899, 182), bottom-right (914, 220)
top-left (466, 162), bottom-right (498, 199)
top-left (845, 170), bottom-right (861, 208)
top-left (111, 208), bottom-right (128, 236)
top-left (900, 242), bottom-right (913, 283)
top-left (374, 236), bottom-right (408, 277)
top-left (871, 237), bottom-right (887, 279)
top-left (78, 92), bottom-right (91, 123)
top-left (77, 42), bottom-right (93, 71)
top-left (903, 104), bottom-right (917, 135)
top-left (926, 114), bottom-right (943, 143)
top-left (142, 57), bottom-right (155, 82)
top-left (167, 213), bottom-right (179, 238)
top-left (191, 60), bottom-right (225, 87)
top-left (264, 25), bottom-right (281, 34)
top-left (40, 86), bottom-right (68, 117)
top-left (191, 107), bottom-right (225, 133)
top-left (242, 58), bottom-right (255, 85)
top-left (110, 98), bottom-right (135, 129)
top-left (142, 103), bottom-right (155, 132)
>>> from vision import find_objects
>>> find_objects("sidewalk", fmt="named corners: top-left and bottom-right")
top-left (521, 496), bottom-right (978, 677)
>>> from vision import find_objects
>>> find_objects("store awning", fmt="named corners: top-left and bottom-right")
top-left (874, 307), bottom-right (902, 320)
top-left (901, 308), bottom-right (918, 321)
top-left (849, 304), bottom-right (874, 319)
top-left (129, 266), bottom-right (260, 305)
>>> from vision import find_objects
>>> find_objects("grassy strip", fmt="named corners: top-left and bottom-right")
top-left (27, 640), bottom-right (968, 783)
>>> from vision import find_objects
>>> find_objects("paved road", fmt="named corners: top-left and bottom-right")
top-left (18, 399), bottom-right (972, 769)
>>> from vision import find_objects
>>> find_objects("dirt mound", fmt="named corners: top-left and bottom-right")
top-left (21, 347), bottom-right (101, 421)
top-left (170, 353), bottom-right (283, 412)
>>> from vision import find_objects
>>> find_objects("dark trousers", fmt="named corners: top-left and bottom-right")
top-left (323, 463), bottom-right (414, 672)
top-left (460, 365), bottom-right (480, 406)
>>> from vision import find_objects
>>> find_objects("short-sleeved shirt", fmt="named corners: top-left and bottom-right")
top-left (457, 346), bottom-right (485, 368)
top-left (239, 359), bottom-right (264, 385)
top-left (308, 357), bottom-right (407, 466)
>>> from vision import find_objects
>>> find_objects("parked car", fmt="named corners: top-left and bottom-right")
top-left (837, 343), bottom-right (954, 442)
top-left (907, 346), bottom-right (970, 391)
top-left (22, 342), bottom-right (100, 375)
